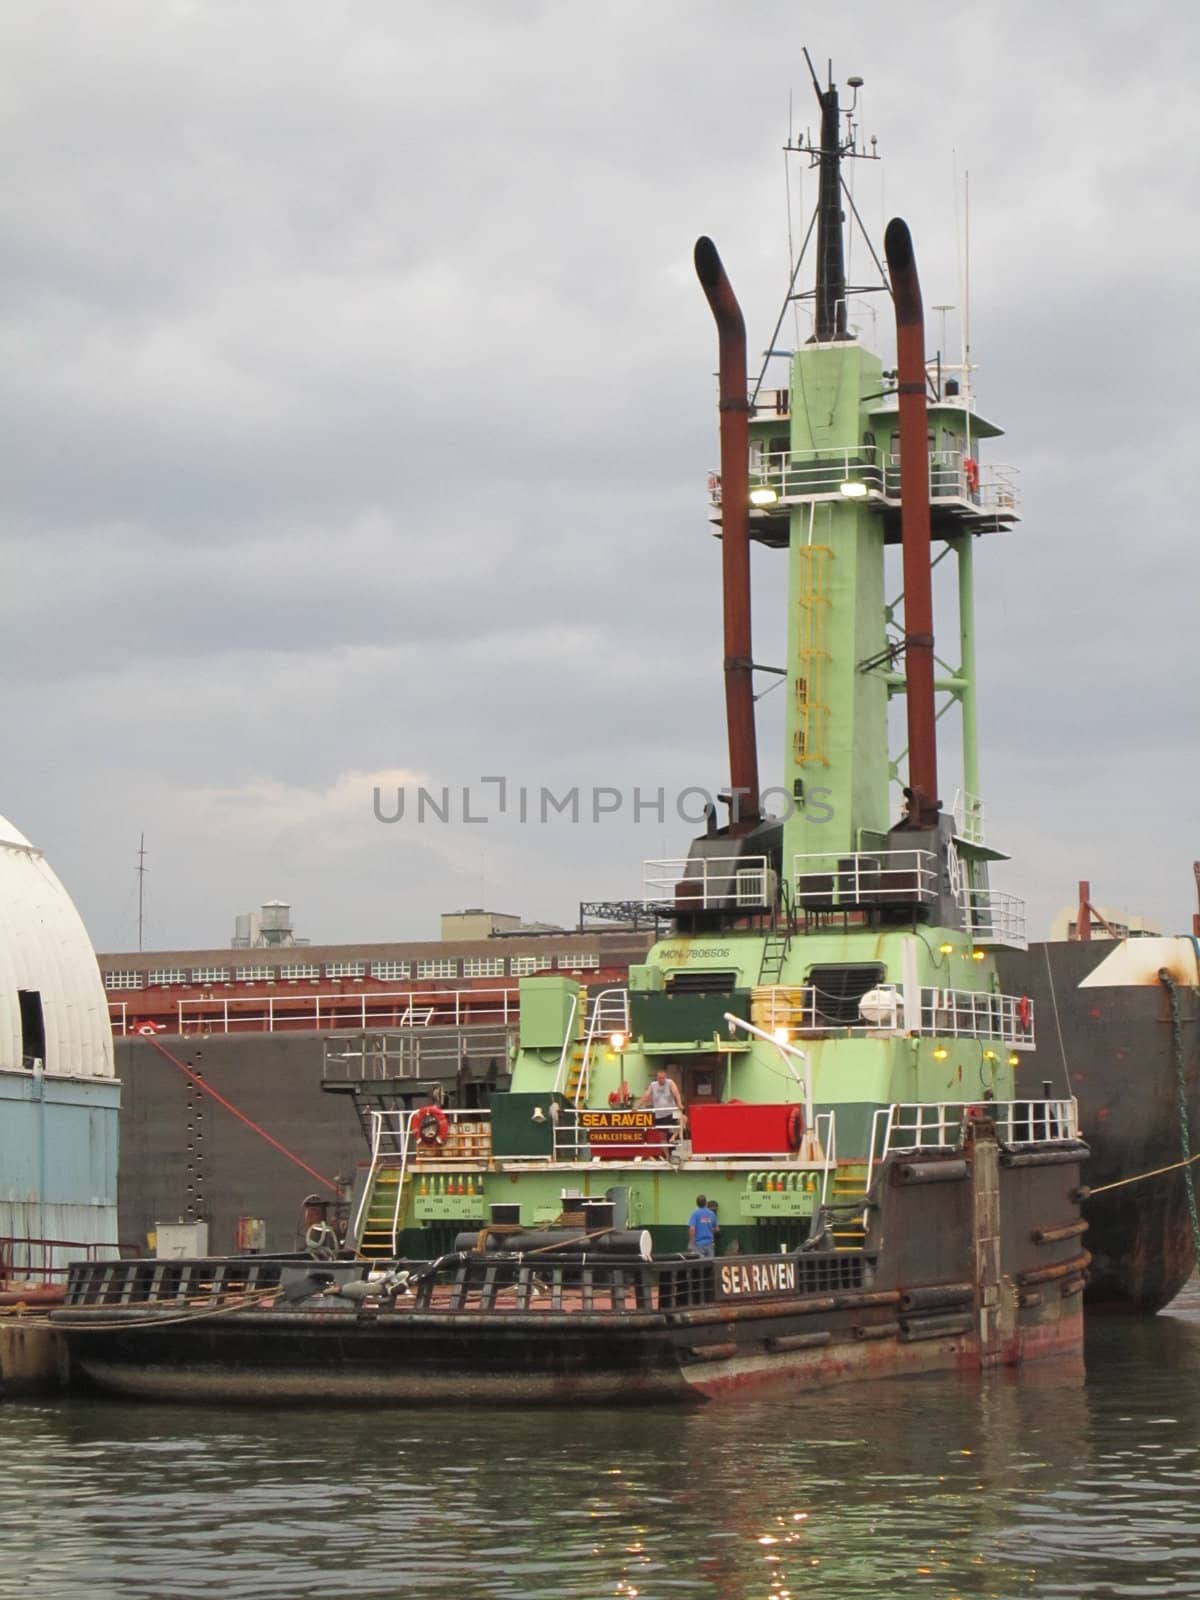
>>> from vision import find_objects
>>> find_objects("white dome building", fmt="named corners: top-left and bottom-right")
top-left (0, 812), bottom-right (119, 1280)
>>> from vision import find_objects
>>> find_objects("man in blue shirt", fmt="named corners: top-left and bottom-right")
top-left (688, 1194), bottom-right (718, 1258)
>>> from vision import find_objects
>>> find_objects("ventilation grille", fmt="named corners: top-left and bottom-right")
top-left (664, 969), bottom-right (739, 997)
top-left (806, 964), bottom-right (886, 1026)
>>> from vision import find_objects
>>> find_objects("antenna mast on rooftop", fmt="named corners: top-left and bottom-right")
top-left (137, 832), bottom-right (147, 952)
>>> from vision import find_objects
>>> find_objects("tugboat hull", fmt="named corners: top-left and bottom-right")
top-left (54, 1133), bottom-right (1087, 1406)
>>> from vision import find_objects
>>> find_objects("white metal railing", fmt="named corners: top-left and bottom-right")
top-left (792, 850), bottom-right (937, 910)
top-left (815, 1110), bottom-right (836, 1212)
top-left (753, 982), bottom-right (905, 1033)
top-left (753, 981), bottom-right (1034, 1047)
top-left (323, 1023), bottom-right (513, 1083)
top-left (351, 1107), bottom-right (494, 1255)
top-left (573, 989), bottom-right (632, 1109)
top-left (112, 986), bottom-right (521, 1038)
top-left (920, 988), bottom-right (1035, 1048)
top-left (884, 1098), bottom-right (1079, 1153)
top-left (551, 989), bottom-right (582, 1098)
top-left (885, 450), bottom-right (1019, 516)
top-left (950, 788), bottom-right (987, 848)
top-left (711, 444), bottom-right (1020, 519)
top-left (587, 988), bottom-right (631, 1037)
top-left (869, 1105), bottom-right (896, 1189)
top-left (960, 888), bottom-right (1028, 951)
top-left (644, 855), bottom-right (773, 911)
top-left (745, 446), bottom-right (885, 504)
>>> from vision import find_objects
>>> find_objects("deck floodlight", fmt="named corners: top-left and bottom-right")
top-left (839, 479), bottom-right (868, 498)
top-left (609, 1031), bottom-right (627, 1052)
top-left (933, 1046), bottom-right (949, 1061)
top-left (1007, 1053), bottom-right (1020, 1067)
top-left (939, 942), bottom-right (953, 955)
top-left (772, 1026), bottom-right (790, 1045)
top-left (971, 949), bottom-right (986, 961)
top-left (750, 485), bottom-right (778, 506)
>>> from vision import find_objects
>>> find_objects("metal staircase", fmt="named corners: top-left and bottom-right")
top-left (758, 929), bottom-right (790, 986)
top-left (358, 1167), bottom-right (402, 1259)
top-left (829, 1161), bottom-right (870, 1251)
top-left (563, 1038), bottom-right (588, 1106)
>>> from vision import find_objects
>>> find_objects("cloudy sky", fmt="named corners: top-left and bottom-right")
top-left (2, 0), bottom-right (1196, 953)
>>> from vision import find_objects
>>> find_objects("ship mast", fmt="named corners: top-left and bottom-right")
top-left (807, 50), bottom-right (850, 343)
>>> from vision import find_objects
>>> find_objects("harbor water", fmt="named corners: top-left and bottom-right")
top-left (4, 1286), bottom-right (1200, 1600)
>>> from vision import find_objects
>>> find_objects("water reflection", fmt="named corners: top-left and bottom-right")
top-left (2, 1292), bottom-right (1199, 1599)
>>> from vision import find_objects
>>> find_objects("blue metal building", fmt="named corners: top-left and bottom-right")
top-left (0, 813), bottom-right (119, 1279)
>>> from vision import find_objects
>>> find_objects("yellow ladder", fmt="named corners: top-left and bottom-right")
top-left (794, 543), bottom-right (833, 767)
top-left (563, 1038), bottom-right (588, 1106)
top-left (830, 1161), bottom-right (869, 1252)
top-left (358, 1169), bottom-right (402, 1258)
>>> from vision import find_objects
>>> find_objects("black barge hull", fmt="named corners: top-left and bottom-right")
top-left (997, 938), bottom-right (1200, 1312)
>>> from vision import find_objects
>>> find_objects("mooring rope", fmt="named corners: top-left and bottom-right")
top-left (1086, 1149), bottom-right (1200, 1197)
top-left (1084, 973), bottom-right (1200, 1251)
top-left (22, 1283), bottom-right (284, 1334)
top-left (1042, 943), bottom-right (1074, 1099)
top-left (1160, 970), bottom-right (1200, 1267)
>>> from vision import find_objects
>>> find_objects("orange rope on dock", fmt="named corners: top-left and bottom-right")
top-left (142, 1035), bottom-right (340, 1194)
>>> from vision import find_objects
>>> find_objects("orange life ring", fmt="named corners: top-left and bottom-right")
top-left (786, 1105), bottom-right (805, 1150)
top-left (963, 456), bottom-right (980, 494)
top-left (413, 1104), bottom-right (449, 1147)
top-left (1017, 995), bottom-right (1032, 1032)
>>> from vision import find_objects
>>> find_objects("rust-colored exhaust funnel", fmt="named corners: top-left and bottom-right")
top-left (695, 235), bottom-right (761, 834)
top-left (884, 217), bottom-right (940, 829)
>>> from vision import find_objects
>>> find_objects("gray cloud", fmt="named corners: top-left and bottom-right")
top-left (1, 0), bottom-right (1197, 950)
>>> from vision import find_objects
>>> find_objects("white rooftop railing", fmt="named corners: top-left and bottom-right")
top-left (950, 788), bottom-right (987, 848)
top-left (885, 450), bottom-right (1019, 517)
top-left (644, 856), bottom-right (773, 911)
top-left (882, 1098), bottom-right (1079, 1154)
top-left (710, 443), bottom-right (1020, 520)
top-left (919, 988), bottom-right (1035, 1049)
top-left (792, 850), bottom-right (938, 910)
top-left (111, 986), bottom-right (522, 1037)
top-left (751, 982), bottom-right (1035, 1048)
top-left (960, 888), bottom-right (1028, 951)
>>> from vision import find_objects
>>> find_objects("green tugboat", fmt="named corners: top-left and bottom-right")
top-left (54, 60), bottom-right (1088, 1404)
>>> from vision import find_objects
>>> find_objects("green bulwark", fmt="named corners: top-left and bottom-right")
top-left (490, 1092), bottom-right (556, 1158)
top-left (518, 976), bottom-right (579, 1050)
top-left (629, 988), bottom-right (751, 1045)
